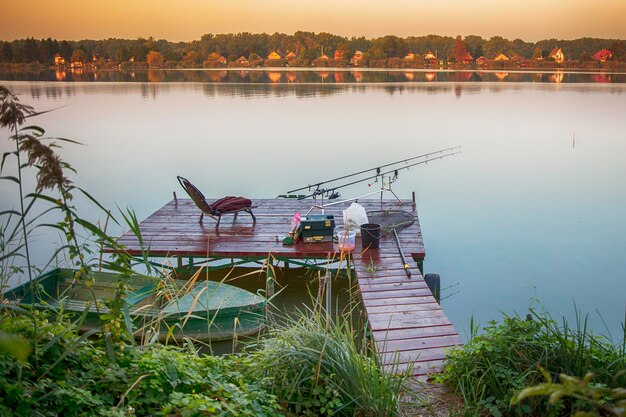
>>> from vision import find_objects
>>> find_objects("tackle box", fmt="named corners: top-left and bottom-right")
top-left (300, 215), bottom-right (335, 243)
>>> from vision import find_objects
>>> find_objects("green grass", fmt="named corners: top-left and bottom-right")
top-left (248, 305), bottom-right (412, 416)
top-left (435, 307), bottom-right (626, 417)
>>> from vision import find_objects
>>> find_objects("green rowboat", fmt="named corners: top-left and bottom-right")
top-left (2, 268), bottom-right (266, 341)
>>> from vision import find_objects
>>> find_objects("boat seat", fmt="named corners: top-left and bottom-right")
top-left (126, 283), bottom-right (158, 306)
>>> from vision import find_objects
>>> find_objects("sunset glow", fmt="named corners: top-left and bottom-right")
top-left (3, 0), bottom-right (625, 41)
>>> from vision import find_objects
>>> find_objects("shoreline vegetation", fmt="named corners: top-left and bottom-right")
top-left (1, 32), bottom-right (626, 73)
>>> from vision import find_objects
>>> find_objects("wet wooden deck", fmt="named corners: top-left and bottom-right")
top-left (113, 198), bottom-right (460, 379)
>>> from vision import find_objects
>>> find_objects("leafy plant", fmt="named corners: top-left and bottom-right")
top-left (435, 307), bottom-right (626, 416)
top-left (0, 309), bottom-right (280, 416)
top-left (512, 368), bottom-right (626, 417)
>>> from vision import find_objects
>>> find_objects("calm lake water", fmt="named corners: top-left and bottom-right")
top-left (1, 70), bottom-right (625, 340)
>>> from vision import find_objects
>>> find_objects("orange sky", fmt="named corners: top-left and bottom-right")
top-left (2, 0), bottom-right (625, 42)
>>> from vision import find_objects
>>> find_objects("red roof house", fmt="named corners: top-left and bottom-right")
top-left (592, 49), bottom-right (613, 62)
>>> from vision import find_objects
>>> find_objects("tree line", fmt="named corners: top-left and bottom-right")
top-left (1, 32), bottom-right (625, 65)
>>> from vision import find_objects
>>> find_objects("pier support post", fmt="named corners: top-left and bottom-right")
top-left (325, 271), bottom-right (332, 321)
top-left (416, 258), bottom-right (424, 275)
top-left (266, 259), bottom-right (275, 298)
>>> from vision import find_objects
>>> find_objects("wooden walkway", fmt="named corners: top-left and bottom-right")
top-left (111, 198), bottom-right (460, 379)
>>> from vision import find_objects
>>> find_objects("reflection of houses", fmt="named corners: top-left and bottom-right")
top-left (267, 72), bottom-right (282, 82)
top-left (350, 51), bottom-right (364, 66)
top-left (423, 51), bottom-right (437, 66)
top-left (592, 49), bottom-right (612, 62)
top-left (267, 51), bottom-right (282, 60)
top-left (592, 73), bottom-right (611, 83)
top-left (494, 72), bottom-right (509, 81)
top-left (54, 54), bottom-right (65, 66)
top-left (352, 70), bottom-right (363, 82)
top-left (236, 56), bottom-right (249, 66)
top-left (424, 72), bottom-right (436, 81)
top-left (286, 72), bottom-right (297, 82)
top-left (549, 72), bottom-right (564, 83)
top-left (549, 47), bottom-right (565, 64)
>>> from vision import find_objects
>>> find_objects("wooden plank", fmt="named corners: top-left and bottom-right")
top-left (371, 325), bottom-right (459, 341)
top-left (364, 302), bottom-right (442, 315)
top-left (375, 334), bottom-right (462, 353)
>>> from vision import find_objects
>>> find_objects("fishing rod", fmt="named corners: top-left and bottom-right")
top-left (286, 146), bottom-right (461, 195)
top-left (296, 149), bottom-right (462, 201)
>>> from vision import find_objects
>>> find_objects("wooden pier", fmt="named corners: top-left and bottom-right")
top-left (112, 198), bottom-right (460, 379)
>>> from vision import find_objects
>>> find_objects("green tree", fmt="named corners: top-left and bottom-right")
top-left (0, 42), bottom-right (13, 62)
top-left (70, 49), bottom-right (87, 63)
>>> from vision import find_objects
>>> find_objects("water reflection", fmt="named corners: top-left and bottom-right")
top-left (13, 80), bottom-right (626, 103)
top-left (2, 68), bottom-right (626, 85)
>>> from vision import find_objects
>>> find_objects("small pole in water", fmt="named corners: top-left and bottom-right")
top-left (412, 191), bottom-right (416, 208)
top-left (173, 191), bottom-right (178, 205)
top-left (573, 132), bottom-right (576, 149)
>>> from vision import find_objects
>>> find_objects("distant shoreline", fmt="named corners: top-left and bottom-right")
top-left (2, 63), bottom-right (626, 76)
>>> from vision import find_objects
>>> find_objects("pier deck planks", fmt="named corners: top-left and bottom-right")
top-left (111, 198), bottom-right (459, 378)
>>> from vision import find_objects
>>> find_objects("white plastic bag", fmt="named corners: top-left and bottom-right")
top-left (342, 203), bottom-right (369, 235)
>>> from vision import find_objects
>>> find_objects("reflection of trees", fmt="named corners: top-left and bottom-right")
top-left (3, 69), bottom-right (625, 102)
top-left (147, 70), bottom-right (165, 82)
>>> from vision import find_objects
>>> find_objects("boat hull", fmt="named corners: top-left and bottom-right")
top-left (2, 268), bottom-right (266, 342)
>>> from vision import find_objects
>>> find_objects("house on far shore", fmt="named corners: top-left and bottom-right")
top-left (592, 49), bottom-right (613, 62)
top-left (476, 56), bottom-right (488, 67)
top-left (459, 51), bottom-right (474, 65)
top-left (549, 47), bottom-right (565, 64)
top-left (334, 50), bottom-right (344, 60)
top-left (236, 56), bottom-right (249, 66)
top-left (54, 54), bottom-right (65, 66)
top-left (404, 52), bottom-right (416, 61)
top-left (285, 52), bottom-right (297, 60)
top-left (423, 50), bottom-right (437, 66)
top-left (493, 53), bottom-right (509, 61)
top-left (217, 56), bottom-right (227, 66)
top-left (350, 51), bottom-right (364, 66)
top-left (267, 51), bottom-right (282, 60)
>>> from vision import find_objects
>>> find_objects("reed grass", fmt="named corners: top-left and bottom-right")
top-left (248, 304), bottom-right (411, 416)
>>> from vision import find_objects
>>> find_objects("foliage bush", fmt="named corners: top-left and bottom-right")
top-left (436, 309), bottom-right (626, 416)
top-left (0, 309), bottom-right (280, 416)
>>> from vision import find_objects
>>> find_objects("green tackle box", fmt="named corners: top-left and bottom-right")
top-left (300, 215), bottom-right (335, 243)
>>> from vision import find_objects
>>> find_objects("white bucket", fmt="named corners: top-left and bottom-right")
top-left (337, 230), bottom-right (356, 251)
